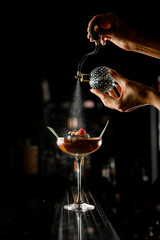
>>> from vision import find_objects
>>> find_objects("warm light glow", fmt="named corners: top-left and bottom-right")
top-left (83, 100), bottom-right (95, 108)
top-left (68, 117), bottom-right (78, 129)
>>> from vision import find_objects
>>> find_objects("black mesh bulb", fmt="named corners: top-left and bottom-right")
top-left (89, 66), bottom-right (115, 93)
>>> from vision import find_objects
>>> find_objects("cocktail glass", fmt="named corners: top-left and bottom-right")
top-left (56, 136), bottom-right (102, 211)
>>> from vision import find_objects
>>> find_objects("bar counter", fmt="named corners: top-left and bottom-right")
top-left (52, 187), bottom-right (123, 240)
top-left (0, 176), bottom-right (124, 240)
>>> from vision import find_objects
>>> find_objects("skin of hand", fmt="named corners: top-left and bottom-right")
top-left (87, 12), bottom-right (160, 59)
top-left (90, 69), bottom-right (160, 112)
top-left (87, 12), bottom-right (137, 50)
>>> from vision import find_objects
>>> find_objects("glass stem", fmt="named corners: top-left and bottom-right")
top-left (76, 157), bottom-right (83, 204)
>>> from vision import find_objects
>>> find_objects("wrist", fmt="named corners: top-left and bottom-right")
top-left (130, 34), bottom-right (160, 59)
top-left (129, 32), bottom-right (144, 52)
top-left (145, 87), bottom-right (160, 110)
top-left (150, 89), bottom-right (160, 110)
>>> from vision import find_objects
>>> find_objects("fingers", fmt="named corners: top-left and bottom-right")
top-left (100, 35), bottom-right (112, 45)
top-left (87, 14), bottom-right (109, 41)
top-left (100, 28), bottom-right (116, 45)
top-left (87, 16), bottom-right (97, 40)
top-left (108, 89), bottom-right (119, 98)
top-left (87, 19), bottom-right (113, 43)
top-left (90, 89), bottom-right (116, 108)
top-left (87, 12), bottom-right (118, 42)
top-left (109, 69), bottom-right (127, 88)
top-left (115, 84), bottom-right (121, 95)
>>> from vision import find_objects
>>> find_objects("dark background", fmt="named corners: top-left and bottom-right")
top-left (1, 1), bottom-right (160, 176)
top-left (1, 1), bottom-right (160, 239)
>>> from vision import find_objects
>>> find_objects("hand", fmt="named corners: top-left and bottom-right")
top-left (87, 12), bottom-right (137, 50)
top-left (90, 69), bottom-right (160, 112)
top-left (87, 12), bottom-right (160, 58)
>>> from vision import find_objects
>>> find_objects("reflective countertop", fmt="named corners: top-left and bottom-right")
top-left (0, 177), bottom-right (124, 240)
top-left (52, 187), bottom-right (122, 240)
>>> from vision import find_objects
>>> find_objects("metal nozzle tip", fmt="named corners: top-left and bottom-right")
top-left (74, 72), bottom-right (90, 82)
top-left (95, 40), bottom-right (100, 46)
top-left (74, 75), bottom-right (82, 81)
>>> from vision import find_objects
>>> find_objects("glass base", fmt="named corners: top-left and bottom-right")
top-left (64, 202), bottom-right (95, 212)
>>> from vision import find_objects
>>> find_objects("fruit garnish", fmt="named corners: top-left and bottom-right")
top-left (77, 128), bottom-right (86, 135)
top-left (68, 131), bottom-right (77, 136)
top-left (68, 129), bottom-right (90, 139)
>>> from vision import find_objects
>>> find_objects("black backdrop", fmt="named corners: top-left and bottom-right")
top-left (1, 1), bottom-right (160, 178)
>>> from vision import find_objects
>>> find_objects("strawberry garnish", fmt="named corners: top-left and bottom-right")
top-left (77, 128), bottom-right (86, 135)
top-left (68, 128), bottom-right (89, 139)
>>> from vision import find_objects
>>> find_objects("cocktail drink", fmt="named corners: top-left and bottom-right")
top-left (48, 121), bottom-right (109, 212)
top-left (57, 138), bottom-right (101, 157)
top-left (57, 129), bottom-right (102, 211)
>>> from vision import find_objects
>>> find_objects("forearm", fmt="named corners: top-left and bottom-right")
top-left (131, 34), bottom-right (160, 59)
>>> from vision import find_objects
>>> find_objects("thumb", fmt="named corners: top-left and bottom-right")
top-left (90, 89), bottom-right (106, 100)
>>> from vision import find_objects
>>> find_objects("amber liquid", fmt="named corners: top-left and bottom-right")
top-left (57, 138), bottom-right (102, 157)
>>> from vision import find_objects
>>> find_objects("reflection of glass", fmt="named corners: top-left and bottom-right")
top-left (57, 137), bottom-right (102, 211)
top-left (77, 211), bottom-right (82, 240)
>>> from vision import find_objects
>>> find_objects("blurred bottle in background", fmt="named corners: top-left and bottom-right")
top-left (23, 137), bottom-right (38, 175)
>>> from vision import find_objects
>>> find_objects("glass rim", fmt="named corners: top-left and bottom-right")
top-left (57, 137), bottom-right (101, 140)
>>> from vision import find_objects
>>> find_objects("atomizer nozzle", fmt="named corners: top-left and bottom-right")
top-left (74, 71), bottom-right (90, 82)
